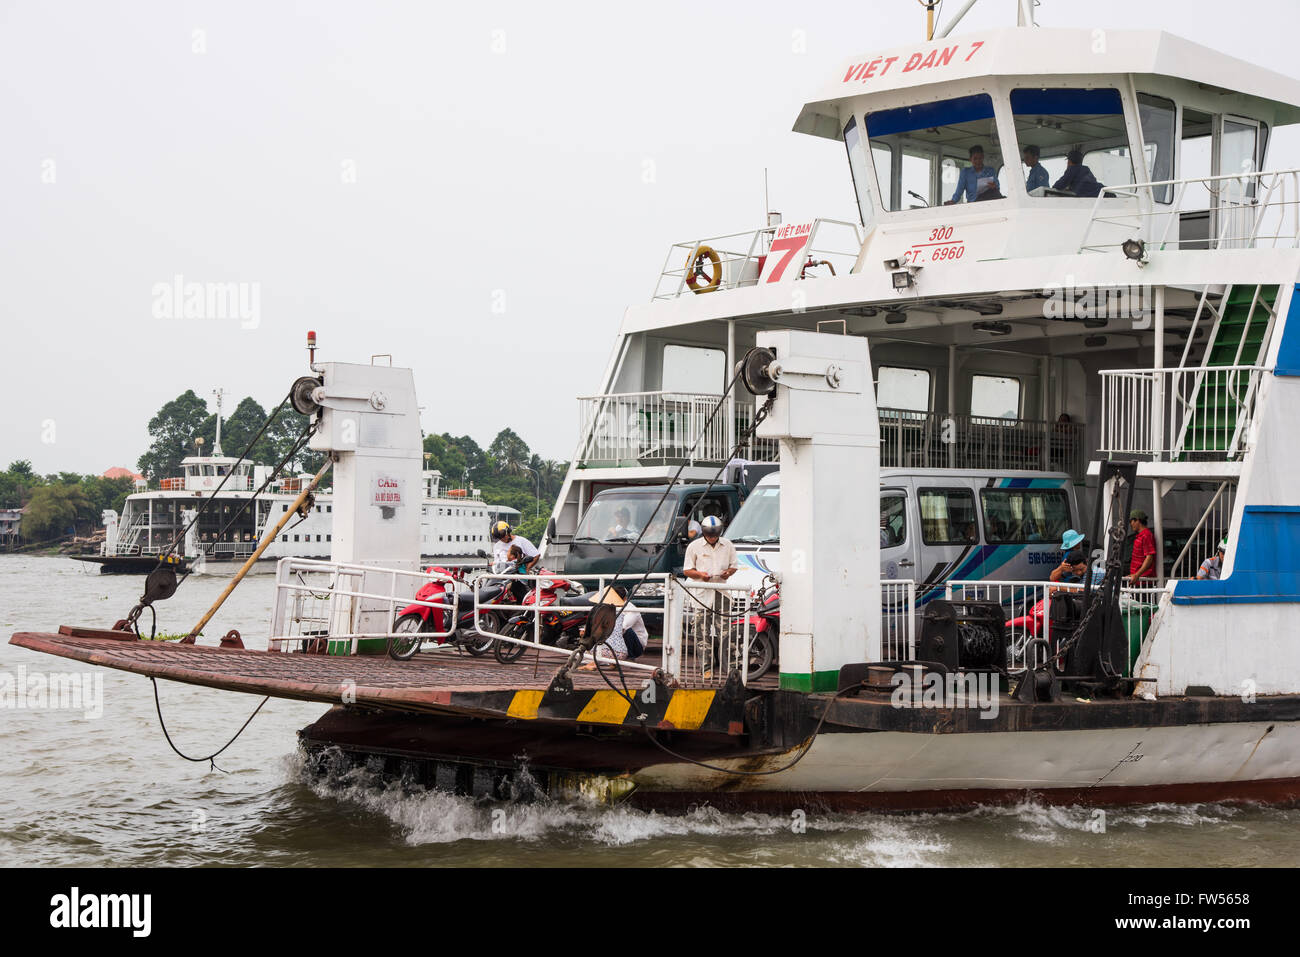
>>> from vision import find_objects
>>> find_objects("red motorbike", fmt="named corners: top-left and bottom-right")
top-left (727, 575), bottom-right (778, 680)
top-left (493, 571), bottom-right (589, 663)
top-left (388, 565), bottom-right (516, 660)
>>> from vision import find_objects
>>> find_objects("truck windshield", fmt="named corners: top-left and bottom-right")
top-left (727, 485), bottom-right (780, 543)
top-left (573, 493), bottom-right (675, 544)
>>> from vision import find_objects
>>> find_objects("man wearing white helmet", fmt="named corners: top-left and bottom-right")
top-left (682, 514), bottom-right (738, 678)
top-left (491, 521), bottom-right (538, 572)
top-left (683, 514), bottom-right (738, 584)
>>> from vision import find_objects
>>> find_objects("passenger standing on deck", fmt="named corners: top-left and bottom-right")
top-left (1126, 510), bottom-right (1157, 582)
top-left (682, 515), bottom-right (738, 678)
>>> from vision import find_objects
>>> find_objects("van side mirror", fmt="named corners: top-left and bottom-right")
top-left (671, 516), bottom-right (688, 542)
top-left (546, 516), bottom-right (556, 542)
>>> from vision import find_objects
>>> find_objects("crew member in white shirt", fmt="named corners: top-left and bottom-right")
top-left (682, 515), bottom-right (738, 677)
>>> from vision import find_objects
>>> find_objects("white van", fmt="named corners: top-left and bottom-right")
top-left (726, 469), bottom-right (1081, 605)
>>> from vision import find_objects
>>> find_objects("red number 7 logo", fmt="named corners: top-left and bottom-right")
top-left (765, 235), bottom-right (808, 282)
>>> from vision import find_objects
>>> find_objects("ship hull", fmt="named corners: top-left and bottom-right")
top-left (298, 703), bottom-right (1300, 812)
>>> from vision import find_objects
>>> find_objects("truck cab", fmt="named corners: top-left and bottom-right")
top-left (562, 482), bottom-right (749, 585)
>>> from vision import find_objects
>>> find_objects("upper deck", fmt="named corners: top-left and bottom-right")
top-left (642, 26), bottom-right (1300, 331)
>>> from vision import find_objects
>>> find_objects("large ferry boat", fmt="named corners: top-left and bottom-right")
top-left (15, 1), bottom-right (1300, 811)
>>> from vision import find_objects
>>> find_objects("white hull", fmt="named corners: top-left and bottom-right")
top-left (632, 720), bottom-right (1300, 805)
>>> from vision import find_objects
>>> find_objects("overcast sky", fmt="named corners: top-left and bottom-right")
top-left (4, 0), bottom-right (1300, 475)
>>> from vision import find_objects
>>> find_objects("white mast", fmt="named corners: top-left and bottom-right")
top-left (211, 387), bottom-right (226, 456)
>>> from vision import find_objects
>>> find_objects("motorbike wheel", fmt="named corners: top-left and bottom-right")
top-left (493, 622), bottom-right (529, 664)
top-left (464, 611), bottom-right (501, 657)
top-left (388, 614), bottom-right (425, 661)
top-left (746, 631), bottom-right (775, 681)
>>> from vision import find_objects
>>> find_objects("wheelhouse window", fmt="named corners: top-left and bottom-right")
top-left (980, 488), bottom-right (1071, 544)
top-left (1137, 93), bottom-right (1175, 203)
top-left (919, 488), bottom-right (978, 545)
top-left (1009, 88), bottom-right (1133, 197)
top-left (866, 93), bottom-right (1003, 210)
top-left (843, 116), bottom-right (875, 226)
top-left (970, 374), bottom-right (1020, 419)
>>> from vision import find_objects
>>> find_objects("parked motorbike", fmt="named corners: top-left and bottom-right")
top-left (388, 565), bottom-right (518, 661)
top-left (726, 574), bottom-right (778, 680)
top-left (493, 572), bottom-right (592, 663)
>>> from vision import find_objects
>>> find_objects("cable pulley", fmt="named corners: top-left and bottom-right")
top-left (738, 346), bottom-right (778, 397)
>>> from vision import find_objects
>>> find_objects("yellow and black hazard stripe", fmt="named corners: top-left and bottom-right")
top-left (430, 685), bottom-right (746, 735)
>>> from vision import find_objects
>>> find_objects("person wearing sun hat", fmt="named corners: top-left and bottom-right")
top-left (1197, 537), bottom-right (1228, 581)
top-left (584, 585), bottom-right (648, 662)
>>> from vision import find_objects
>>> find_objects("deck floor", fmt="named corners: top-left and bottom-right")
top-left (8, 628), bottom-right (775, 714)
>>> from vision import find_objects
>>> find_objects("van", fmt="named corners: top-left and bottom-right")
top-left (727, 469), bottom-right (1081, 604)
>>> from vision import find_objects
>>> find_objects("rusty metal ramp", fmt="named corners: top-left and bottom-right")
top-left (9, 628), bottom-right (749, 735)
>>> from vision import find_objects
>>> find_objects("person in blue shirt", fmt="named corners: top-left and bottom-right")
top-left (1052, 149), bottom-right (1102, 197)
top-left (1023, 144), bottom-right (1049, 193)
top-left (945, 144), bottom-right (999, 204)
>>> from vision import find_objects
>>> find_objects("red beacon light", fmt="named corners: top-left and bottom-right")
top-left (307, 330), bottom-right (317, 365)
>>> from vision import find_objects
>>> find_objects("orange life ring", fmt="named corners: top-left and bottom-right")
top-left (685, 245), bottom-right (722, 294)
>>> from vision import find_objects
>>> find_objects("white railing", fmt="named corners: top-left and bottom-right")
top-left (268, 558), bottom-right (460, 654)
top-left (652, 219), bottom-right (864, 300)
top-left (660, 578), bottom-right (917, 686)
top-left (1078, 167), bottom-right (1300, 253)
top-left (202, 541), bottom-right (259, 561)
top-left (1099, 365), bottom-right (1268, 461)
top-left (879, 408), bottom-right (1087, 478)
top-left (472, 571), bottom-right (668, 672)
top-left (1168, 481), bottom-right (1236, 580)
top-left (576, 392), bottom-right (775, 467)
top-left (576, 395), bottom-right (1086, 475)
top-left (881, 579), bottom-right (918, 660)
top-left (945, 579), bottom-right (1167, 673)
top-left (662, 579), bottom-right (753, 686)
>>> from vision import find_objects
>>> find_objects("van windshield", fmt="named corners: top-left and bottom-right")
top-left (573, 493), bottom-right (675, 544)
top-left (728, 486), bottom-right (780, 543)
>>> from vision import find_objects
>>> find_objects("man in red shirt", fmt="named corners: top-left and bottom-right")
top-left (1127, 509), bottom-right (1157, 582)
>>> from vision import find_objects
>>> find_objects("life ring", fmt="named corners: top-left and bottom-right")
top-left (685, 245), bottom-right (722, 294)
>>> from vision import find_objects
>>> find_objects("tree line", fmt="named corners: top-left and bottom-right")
top-left (0, 461), bottom-right (135, 543)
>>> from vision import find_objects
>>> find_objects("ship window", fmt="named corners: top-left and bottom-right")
top-left (867, 93), bottom-right (1001, 209)
top-left (918, 488), bottom-right (978, 545)
top-left (282, 535), bottom-right (287, 542)
top-left (843, 115), bottom-right (876, 226)
top-left (876, 366), bottom-right (931, 413)
top-left (1010, 87), bottom-right (1132, 197)
top-left (662, 344), bottom-right (725, 394)
top-left (1137, 93), bottom-right (1175, 203)
top-left (980, 488), bottom-right (1071, 544)
top-left (971, 374), bottom-right (1020, 420)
